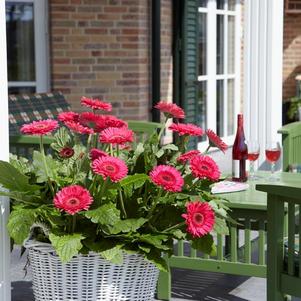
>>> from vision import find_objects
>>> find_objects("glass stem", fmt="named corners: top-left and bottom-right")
top-left (271, 162), bottom-right (275, 175)
top-left (250, 161), bottom-right (255, 177)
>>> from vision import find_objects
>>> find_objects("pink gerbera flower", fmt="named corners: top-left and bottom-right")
top-left (59, 147), bottom-right (74, 159)
top-left (89, 148), bottom-right (108, 161)
top-left (190, 155), bottom-right (220, 181)
top-left (20, 119), bottom-right (59, 136)
top-left (206, 129), bottom-right (228, 153)
top-left (149, 165), bottom-right (184, 192)
top-left (64, 121), bottom-right (94, 135)
top-left (182, 201), bottom-right (215, 238)
top-left (92, 156), bottom-right (128, 182)
top-left (58, 111), bottom-right (79, 123)
top-left (169, 123), bottom-right (204, 137)
top-left (177, 150), bottom-right (200, 164)
top-left (99, 127), bottom-right (134, 145)
top-left (94, 115), bottom-right (128, 132)
top-left (81, 96), bottom-right (112, 112)
top-left (155, 101), bottom-right (185, 119)
top-left (54, 185), bottom-right (93, 215)
top-left (79, 112), bottom-right (100, 127)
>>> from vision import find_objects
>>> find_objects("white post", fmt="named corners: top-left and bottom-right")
top-left (0, 0), bottom-right (10, 300)
top-left (244, 0), bottom-right (283, 167)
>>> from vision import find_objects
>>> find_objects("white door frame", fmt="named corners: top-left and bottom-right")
top-left (0, 0), bottom-right (10, 299)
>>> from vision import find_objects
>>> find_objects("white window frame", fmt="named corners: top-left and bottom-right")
top-left (197, 0), bottom-right (241, 152)
top-left (6, 0), bottom-right (49, 93)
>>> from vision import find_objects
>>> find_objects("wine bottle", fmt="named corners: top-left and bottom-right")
top-left (232, 114), bottom-right (248, 182)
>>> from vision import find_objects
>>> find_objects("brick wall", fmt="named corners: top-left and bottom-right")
top-left (283, 13), bottom-right (301, 100)
top-left (49, 0), bottom-right (151, 120)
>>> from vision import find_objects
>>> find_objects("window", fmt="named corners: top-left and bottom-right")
top-left (197, 0), bottom-right (241, 148)
top-left (6, 0), bottom-right (49, 94)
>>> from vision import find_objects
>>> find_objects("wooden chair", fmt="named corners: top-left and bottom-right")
top-left (278, 122), bottom-right (301, 171)
top-left (257, 183), bottom-right (301, 300)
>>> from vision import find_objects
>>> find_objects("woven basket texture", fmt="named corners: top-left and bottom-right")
top-left (25, 241), bottom-right (159, 301)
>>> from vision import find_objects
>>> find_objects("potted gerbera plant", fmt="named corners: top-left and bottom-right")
top-left (1, 97), bottom-right (229, 301)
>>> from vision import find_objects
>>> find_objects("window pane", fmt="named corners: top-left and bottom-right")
top-left (227, 79), bottom-right (235, 135)
top-left (8, 86), bottom-right (36, 95)
top-left (228, 0), bottom-right (236, 11)
top-left (199, 0), bottom-right (208, 8)
top-left (217, 15), bottom-right (224, 75)
top-left (197, 81), bottom-right (207, 141)
top-left (6, 3), bottom-right (35, 81)
top-left (217, 0), bottom-right (225, 9)
top-left (228, 16), bottom-right (235, 74)
top-left (216, 80), bottom-right (224, 136)
top-left (198, 13), bottom-right (207, 76)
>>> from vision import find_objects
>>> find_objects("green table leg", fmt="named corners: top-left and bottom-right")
top-left (157, 269), bottom-right (171, 300)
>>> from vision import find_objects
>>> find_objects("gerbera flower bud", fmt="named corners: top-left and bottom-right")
top-left (54, 185), bottom-right (93, 215)
top-left (92, 156), bottom-right (128, 182)
top-left (20, 119), bottom-right (59, 136)
top-left (59, 147), bottom-right (74, 159)
top-left (182, 201), bottom-right (215, 238)
top-left (190, 155), bottom-right (220, 182)
top-left (149, 165), bottom-right (184, 192)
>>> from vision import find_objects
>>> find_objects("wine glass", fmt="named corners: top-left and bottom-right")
top-left (265, 141), bottom-right (281, 181)
top-left (247, 140), bottom-right (260, 180)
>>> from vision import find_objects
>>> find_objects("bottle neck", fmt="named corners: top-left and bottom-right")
top-left (237, 115), bottom-right (244, 129)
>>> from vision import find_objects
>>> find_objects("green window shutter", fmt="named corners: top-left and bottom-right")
top-left (182, 0), bottom-right (198, 149)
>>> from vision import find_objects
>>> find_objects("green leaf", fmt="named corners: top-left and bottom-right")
top-left (0, 160), bottom-right (40, 192)
top-left (162, 144), bottom-right (179, 151)
top-left (0, 190), bottom-right (40, 205)
top-left (84, 203), bottom-right (120, 225)
top-left (191, 234), bottom-right (216, 256)
top-left (51, 127), bottom-right (71, 152)
top-left (120, 174), bottom-right (149, 189)
top-left (172, 229), bottom-right (186, 240)
top-left (100, 246), bottom-right (123, 264)
top-left (49, 233), bottom-right (84, 263)
top-left (110, 218), bottom-right (147, 234)
top-left (155, 149), bottom-right (164, 158)
top-left (145, 249), bottom-right (169, 272)
top-left (136, 234), bottom-right (170, 251)
top-left (213, 217), bottom-right (229, 235)
top-left (7, 208), bottom-right (36, 244)
top-left (32, 151), bottom-right (59, 183)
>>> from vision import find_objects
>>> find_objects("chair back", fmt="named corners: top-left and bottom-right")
top-left (257, 180), bottom-right (301, 300)
top-left (278, 122), bottom-right (301, 171)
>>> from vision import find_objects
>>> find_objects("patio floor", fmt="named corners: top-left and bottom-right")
top-left (10, 247), bottom-right (301, 301)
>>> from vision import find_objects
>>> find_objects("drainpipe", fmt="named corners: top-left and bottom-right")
top-left (151, 0), bottom-right (161, 122)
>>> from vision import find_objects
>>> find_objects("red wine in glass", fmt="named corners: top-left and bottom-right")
top-left (248, 152), bottom-right (259, 161)
top-left (265, 142), bottom-right (281, 181)
top-left (247, 140), bottom-right (260, 180)
top-left (265, 149), bottom-right (281, 163)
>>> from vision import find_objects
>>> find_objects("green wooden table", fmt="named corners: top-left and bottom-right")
top-left (157, 171), bottom-right (301, 300)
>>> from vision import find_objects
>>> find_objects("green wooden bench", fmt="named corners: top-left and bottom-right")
top-left (278, 121), bottom-right (301, 172)
top-left (257, 182), bottom-right (301, 300)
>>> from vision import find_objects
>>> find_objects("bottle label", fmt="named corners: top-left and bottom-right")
top-left (232, 160), bottom-right (240, 178)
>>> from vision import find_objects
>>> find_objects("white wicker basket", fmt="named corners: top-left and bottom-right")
top-left (25, 240), bottom-right (159, 301)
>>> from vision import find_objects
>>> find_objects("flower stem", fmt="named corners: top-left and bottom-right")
top-left (163, 222), bottom-right (185, 233)
top-left (147, 189), bottom-right (163, 219)
top-left (99, 178), bottom-right (109, 200)
top-left (157, 117), bottom-right (168, 143)
top-left (39, 136), bottom-right (55, 196)
top-left (72, 215), bottom-right (77, 233)
top-left (109, 144), bottom-right (113, 156)
top-left (204, 145), bottom-right (211, 155)
top-left (119, 189), bottom-right (127, 219)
